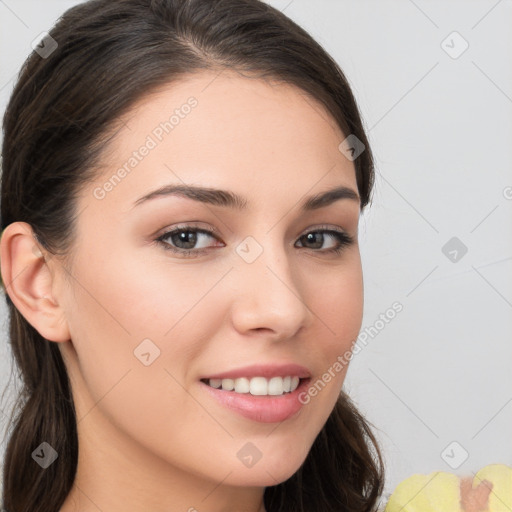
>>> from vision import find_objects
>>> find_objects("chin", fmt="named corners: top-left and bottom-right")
top-left (226, 447), bottom-right (309, 487)
top-left (228, 466), bottom-right (301, 488)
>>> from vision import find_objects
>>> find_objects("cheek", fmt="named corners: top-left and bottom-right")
top-left (68, 245), bottom-right (228, 337)
top-left (61, 250), bottom-right (235, 465)
top-left (263, 266), bottom-right (356, 399)
top-left (63, 247), bottom-right (233, 394)
top-left (301, 257), bottom-right (364, 401)
top-left (306, 255), bottom-right (364, 345)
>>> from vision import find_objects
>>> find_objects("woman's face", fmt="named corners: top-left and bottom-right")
top-left (55, 70), bottom-right (363, 501)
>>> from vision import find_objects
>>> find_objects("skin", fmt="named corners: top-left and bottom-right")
top-left (1, 70), bottom-right (364, 512)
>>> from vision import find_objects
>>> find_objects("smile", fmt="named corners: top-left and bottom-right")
top-left (202, 375), bottom-right (301, 396)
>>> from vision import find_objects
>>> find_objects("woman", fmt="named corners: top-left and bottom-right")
top-left (0, 0), bottom-right (385, 510)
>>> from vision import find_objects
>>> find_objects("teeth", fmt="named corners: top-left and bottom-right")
top-left (206, 376), bottom-right (302, 395)
top-left (209, 378), bottom-right (222, 389)
top-left (234, 377), bottom-right (250, 393)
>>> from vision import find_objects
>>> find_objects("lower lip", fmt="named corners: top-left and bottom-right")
top-left (200, 378), bottom-right (310, 423)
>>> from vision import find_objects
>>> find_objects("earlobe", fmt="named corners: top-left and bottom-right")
top-left (0, 222), bottom-right (71, 342)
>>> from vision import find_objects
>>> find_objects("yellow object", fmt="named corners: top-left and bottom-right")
top-left (384, 464), bottom-right (512, 512)
top-left (474, 464), bottom-right (512, 512)
top-left (384, 471), bottom-right (462, 512)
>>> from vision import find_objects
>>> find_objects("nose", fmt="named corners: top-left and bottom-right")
top-left (229, 239), bottom-right (313, 341)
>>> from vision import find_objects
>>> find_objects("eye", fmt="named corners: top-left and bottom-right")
top-left (156, 225), bottom-right (222, 258)
top-left (295, 227), bottom-right (354, 255)
top-left (155, 224), bottom-right (354, 258)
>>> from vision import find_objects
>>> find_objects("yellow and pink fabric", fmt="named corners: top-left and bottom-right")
top-left (384, 464), bottom-right (512, 512)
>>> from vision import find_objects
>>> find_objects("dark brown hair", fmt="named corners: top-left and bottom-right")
top-left (0, 0), bottom-right (384, 510)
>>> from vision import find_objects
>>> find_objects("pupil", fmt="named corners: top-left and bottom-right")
top-left (306, 232), bottom-right (323, 249)
top-left (174, 230), bottom-right (197, 249)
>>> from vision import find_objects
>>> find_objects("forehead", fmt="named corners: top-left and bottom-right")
top-left (88, 69), bottom-right (357, 213)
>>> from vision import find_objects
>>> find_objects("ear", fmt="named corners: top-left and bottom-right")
top-left (0, 222), bottom-right (71, 342)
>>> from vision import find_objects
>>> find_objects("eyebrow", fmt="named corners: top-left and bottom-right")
top-left (132, 183), bottom-right (360, 211)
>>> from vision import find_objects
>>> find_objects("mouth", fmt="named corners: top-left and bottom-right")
top-left (199, 375), bottom-right (311, 423)
top-left (200, 375), bottom-right (307, 396)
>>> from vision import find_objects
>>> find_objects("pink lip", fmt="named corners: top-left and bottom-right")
top-left (201, 363), bottom-right (311, 380)
top-left (200, 377), bottom-right (311, 423)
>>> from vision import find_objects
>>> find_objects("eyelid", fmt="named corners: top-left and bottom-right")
top-left (154, 221), bottom-right (222, 240)
top-left (155, 222), bottom-right (352, 242)
top-left (299, 223), bottom-right (348, 235)
top-left (296, 223), bottom-right (353, 241)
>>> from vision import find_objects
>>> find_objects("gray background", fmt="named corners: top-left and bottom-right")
top-left (1, 0), bottom-right (511, 500)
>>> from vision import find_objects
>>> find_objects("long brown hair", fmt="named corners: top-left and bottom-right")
top-left (0, 1), bottom-right (385, 510)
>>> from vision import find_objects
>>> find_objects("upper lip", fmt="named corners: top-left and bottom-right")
top-left (201, 363), bottom-right (311, 381)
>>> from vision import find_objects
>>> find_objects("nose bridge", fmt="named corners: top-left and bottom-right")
top-left (230, 231), bottom-right (311, 337)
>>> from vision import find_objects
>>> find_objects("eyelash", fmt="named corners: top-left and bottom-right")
top-left (155, 224), bottom-right (354, 259)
